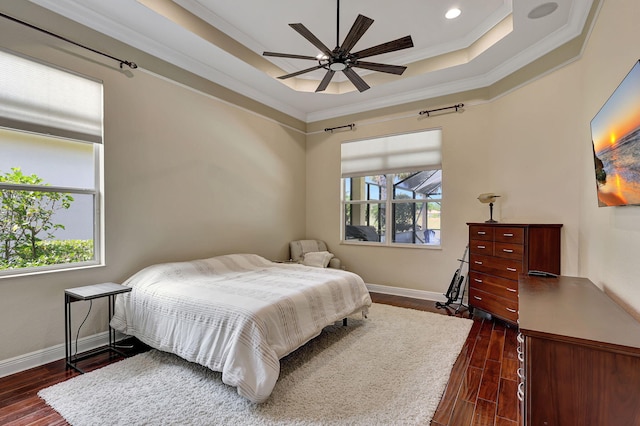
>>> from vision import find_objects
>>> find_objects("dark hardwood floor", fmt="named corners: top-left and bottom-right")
top-left (0, 293), bottom-right (519, 425)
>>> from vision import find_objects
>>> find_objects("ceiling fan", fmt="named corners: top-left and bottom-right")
top-left (263, 0), bottom-right (414, 93)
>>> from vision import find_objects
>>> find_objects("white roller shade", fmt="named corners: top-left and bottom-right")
top-left (341, 129), bottom-right (442, 177)
top-left (0, 49), bottom-right (103, 143)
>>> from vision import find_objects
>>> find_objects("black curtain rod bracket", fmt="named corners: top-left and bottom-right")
top-left (0, 12), bottom-right (138, 70)
top-left (419, 103), bottom-right (464, 117)
top-left (325, 123), bottom-right (355, 133)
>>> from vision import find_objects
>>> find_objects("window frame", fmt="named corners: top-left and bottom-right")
top-left (341, 170), bottom-right (442, 249)
top-left (0, 140), bottom-right (104, 278)
top-left (0, 49), bottom-right (104, 278)
top-left (340, 128), bottom-right (443, 249)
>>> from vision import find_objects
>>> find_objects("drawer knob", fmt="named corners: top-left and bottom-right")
top-left (507, 287), bottom-right (517, 292)
top-left (474, 278), bottom-right (483, 283)
top-left (477, 231), bottom-right (486, 235)
top-left (503, 233), bottom-right (514, 237)
top-left (477, 245), bottom-right (486, 249)
top-left (506, 307), bottom-right (517, 313)
top-left (473, 296), bottom-right (482, 301)
top-left (475, 261), bottom-right (483, 265)
top-left (507, 267), bottom-right (517, 272)
top-left (503, 249), bottom-right (514, 253)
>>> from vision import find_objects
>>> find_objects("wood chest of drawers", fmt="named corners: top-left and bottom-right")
top-left (467, 223), bottom-right (562, 324)
top-left (518, 275), bottom-right (640, 425)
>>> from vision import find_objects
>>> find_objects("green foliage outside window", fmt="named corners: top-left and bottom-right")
top-left (0, 167), bottom-right (93, 271)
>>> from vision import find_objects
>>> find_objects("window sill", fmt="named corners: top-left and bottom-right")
top-left (340, 240), bottom-right (442, 250)
top-left (0, 261), bottom-right (105, 280)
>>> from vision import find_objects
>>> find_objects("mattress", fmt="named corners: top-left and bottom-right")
top-left (110, 253), bottom-right (371, 403)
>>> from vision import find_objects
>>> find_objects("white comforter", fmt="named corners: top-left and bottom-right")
top-left (110, 253), bottom-right (371, 403)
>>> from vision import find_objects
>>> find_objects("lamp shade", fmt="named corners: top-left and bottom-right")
top-left (478, 193), bottom-right (500, 204)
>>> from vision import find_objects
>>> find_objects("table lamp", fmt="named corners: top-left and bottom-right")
top-left (477, 193), bottom-right (500, 223)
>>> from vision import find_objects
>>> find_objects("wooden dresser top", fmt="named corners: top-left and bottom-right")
top-left (467, 222), bottom-right (563, 228)
top-left (518, 275), bottom-right (640, 354)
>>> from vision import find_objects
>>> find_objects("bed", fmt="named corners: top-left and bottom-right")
top-left (110, 253), bottom-right (372, 403)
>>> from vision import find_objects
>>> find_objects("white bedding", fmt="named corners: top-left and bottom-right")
top-left (110, 253), bottom-right (371, 403)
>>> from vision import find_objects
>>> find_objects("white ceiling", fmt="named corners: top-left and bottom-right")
top-left (29, 0), bottom-right (595, 123)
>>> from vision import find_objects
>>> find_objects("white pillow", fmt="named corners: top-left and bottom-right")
top-left (302, 251), bottom-right (334, 268)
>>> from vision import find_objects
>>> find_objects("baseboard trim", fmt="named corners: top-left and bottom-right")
top-left (366, 283), bottom-right (447, 302)
top-left (0, 331), bottom-right (127, 378)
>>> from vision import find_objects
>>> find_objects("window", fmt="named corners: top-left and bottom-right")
top-left (341, 129), bottom-right (442, 247)
top-left (0, 49), bottom-right (103, 276)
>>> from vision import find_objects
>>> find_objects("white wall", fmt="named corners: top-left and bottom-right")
top-left (578, 0), bottom-right (640, 318)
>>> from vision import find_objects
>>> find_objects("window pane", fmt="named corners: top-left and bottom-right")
top-left (0, 128), bottom-right (95, 189)
top-left (393, 170), bottom-right (441, 200)
top-left (344, 202), bottom-right (385, 242)
top-left (345, 175), bottom-right (387, 201)
top-left (0, 190), bottom-right (95, 270)
top-left (392, 201), bottom-right (441, 245)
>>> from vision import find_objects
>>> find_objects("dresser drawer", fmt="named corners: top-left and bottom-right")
top-left (469, 271), bottom-right (518, 301)
top-left (470, 239), bottom-right (493, 256)
top-left (494, 227), bottom-right (525, 244)
top-left (470, 253), bottom-right (523, 280)
top-left (469, 225), bottom-right (494, 241)
top-left (469, 287), bottom-right (518, 323)
top-left (495, 242), bottom-right (524, 260)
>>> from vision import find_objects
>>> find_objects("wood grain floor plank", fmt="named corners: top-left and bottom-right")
top-left (495, 416), bottom-right (518, 426)
top-left (496, 378), bottom-right (519, 421)
top-left (500, 357), bottom-right (518, 381)
top-left (459, 366), bottom-right (483, 402)
top-left (503, 327), bottom-right (519, 360)
top-left (487, 326), bottom-right (505, 362)
top-left (473, 398), bottom-right (497, 426)
top-left (478, 359), bottom-right (501, 402)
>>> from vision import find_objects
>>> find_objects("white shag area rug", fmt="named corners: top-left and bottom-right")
top-left (39, 303), bottom-right (472, 426)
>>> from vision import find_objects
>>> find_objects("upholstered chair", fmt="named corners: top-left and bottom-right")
top-left (289, 240), bottom-right (341, 269)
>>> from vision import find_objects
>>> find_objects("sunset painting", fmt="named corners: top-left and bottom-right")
top-left (590, 60), bottom-right (640, 206)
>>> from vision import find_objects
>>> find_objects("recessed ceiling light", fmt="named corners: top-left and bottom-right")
top-left (528, 2), bottom-right (558, 19)
top-left (445, 8), bottom-right (461, 20)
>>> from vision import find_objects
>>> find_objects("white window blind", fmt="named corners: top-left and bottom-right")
top-left (0, 49), bottom-right (103, 143)
top-left (341, 129), bottom-right (442, 177)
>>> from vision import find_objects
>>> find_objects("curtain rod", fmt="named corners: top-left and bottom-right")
top-left (418, 103), bottom-right (464, 117)
top-left (324, 123), bottom-right (355, 133)
top-left (0, 12), bottom-right (138, 69)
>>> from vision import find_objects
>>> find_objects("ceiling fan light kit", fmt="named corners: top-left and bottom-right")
top-left (263, 0), bottom-right (413, 93)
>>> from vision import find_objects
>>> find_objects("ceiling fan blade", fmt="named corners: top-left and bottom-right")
top-left (316, 70), bottom-right (336, 92)
top-left (340, 14), bottom-right (374, 54)
top-left (352, 61), bottom-right (407, 75)
top-left (263, 52), bottom-right (319, 61)
top-left (277, 64), bottom-right (326, 80)
top-left (352, 35), bottom-right (414, 60)
top-left (343, 67), bottom-right (370, 92)
top-left (289, 23), bottom-right (333, 56)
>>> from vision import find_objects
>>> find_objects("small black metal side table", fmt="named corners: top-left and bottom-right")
top-left (64, 282), bottom-right (132, 373)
